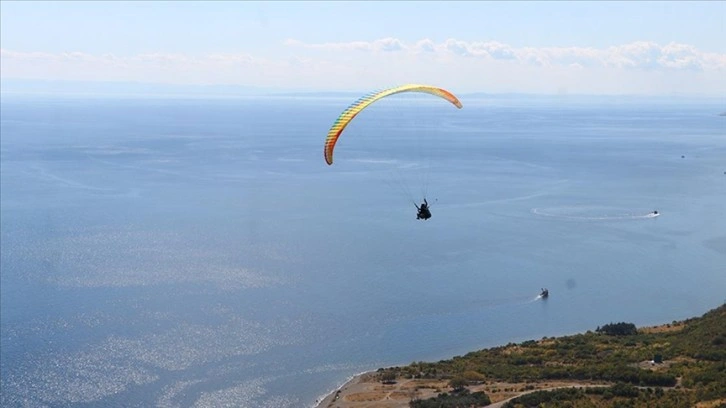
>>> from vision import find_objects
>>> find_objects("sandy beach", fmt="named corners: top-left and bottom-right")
top-left (314, 371), bottom-right (446, 408)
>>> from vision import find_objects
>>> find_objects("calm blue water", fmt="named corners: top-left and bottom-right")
top-left (1, 94), bottom-right (725, 407)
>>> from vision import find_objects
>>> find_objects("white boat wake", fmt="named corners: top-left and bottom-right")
top-left (532, 206), bottom-right (660, 221)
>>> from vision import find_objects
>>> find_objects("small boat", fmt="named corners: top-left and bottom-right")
top-left (540, 288), bottom-right (549, 298)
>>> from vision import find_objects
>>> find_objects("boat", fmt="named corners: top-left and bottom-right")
top-left (540, 288), bottom-right (549, 298)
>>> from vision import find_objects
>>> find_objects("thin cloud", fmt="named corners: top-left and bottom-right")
top-left (283, 37), bottom-right (404, 52)
top-left (0, 48), bottom-right (356, 88)
top-left (284, 38), bottom-right (726, 71)
top-left (2, 43), bottom-right (724, 95)
top-left (413, 39), bottom-right (436, 53)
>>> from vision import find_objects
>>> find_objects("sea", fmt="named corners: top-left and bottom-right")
top-left (1, 92), bottom-right (725, 407)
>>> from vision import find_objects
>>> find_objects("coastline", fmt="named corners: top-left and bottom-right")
top-left (313, 368), bottom-right (613, 408)
top-left (313, 371), bottom-right (373, 408)
top-left (312, 315), bottom-right (706, 408)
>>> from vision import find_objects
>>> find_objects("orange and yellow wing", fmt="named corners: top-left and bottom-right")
top-left (324, 84), bottom-right (463, 165)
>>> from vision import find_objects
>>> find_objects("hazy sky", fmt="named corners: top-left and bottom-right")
top-left (2, 1), bottom-right (725, 95)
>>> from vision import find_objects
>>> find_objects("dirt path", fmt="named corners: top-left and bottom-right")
top-left (484, 384), bottom-right (610, 408)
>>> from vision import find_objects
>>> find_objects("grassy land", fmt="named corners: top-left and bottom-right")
top-left (374, 303), bottom-right (726, 408)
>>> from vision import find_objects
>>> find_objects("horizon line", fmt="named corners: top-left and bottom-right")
top-left (1, 78), bottom-right (724, 100)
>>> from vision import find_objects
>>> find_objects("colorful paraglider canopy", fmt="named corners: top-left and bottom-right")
top-left (323, 84), bottom-right (463, 165)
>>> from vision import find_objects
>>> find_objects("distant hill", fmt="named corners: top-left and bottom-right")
top-left (4, 79), bottom-right (725, 106)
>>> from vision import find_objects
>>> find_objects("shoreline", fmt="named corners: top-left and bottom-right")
top-left (313, 370), bottom-right (373, 408)
top-left (313, 369), bottom-right (615, 408)
top-left (312, 318), bottom-right (694, 408)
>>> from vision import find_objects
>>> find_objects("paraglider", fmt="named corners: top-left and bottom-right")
top-left (323, 84), bottom-right (462, 219)
top-left (415, 199), bottom-right (432, 220)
